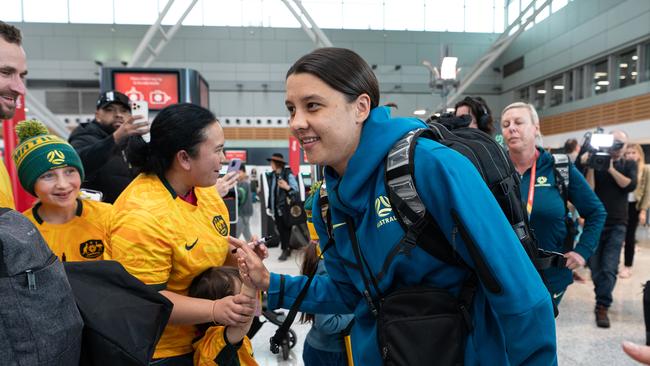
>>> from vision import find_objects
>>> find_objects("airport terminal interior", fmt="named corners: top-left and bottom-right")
top-left (2, 0), bottom-right (650, 365)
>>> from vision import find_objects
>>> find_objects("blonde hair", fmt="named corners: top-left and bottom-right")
top-left (627, 143), bottom-right (645, 183)
top-left (501, 102), bottom-right (543, 146)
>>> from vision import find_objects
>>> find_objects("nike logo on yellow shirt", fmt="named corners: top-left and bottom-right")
top-left (185, 238), bottom-right (199, 250)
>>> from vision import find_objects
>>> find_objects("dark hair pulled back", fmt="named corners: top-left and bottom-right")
top-left (188, 266), bottom-right (241, 334)
top-left (287, 47), bottom-right (380, 109)
top-left (128, 103), bottom-right (217, 177)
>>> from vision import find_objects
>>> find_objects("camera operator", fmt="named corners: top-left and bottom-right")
top-left (576, 130), bottom-right (637, 328)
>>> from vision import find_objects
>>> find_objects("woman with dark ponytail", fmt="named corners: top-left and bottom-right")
top-left (110, 103), bottom-right (260, 365)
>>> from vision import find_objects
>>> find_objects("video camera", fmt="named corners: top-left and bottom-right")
top-left (579, 128), bottom-right (625, 171)
top-left (426, 112), bottom-right (471, 130)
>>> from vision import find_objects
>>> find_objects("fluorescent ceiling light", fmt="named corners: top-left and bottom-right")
top-left (595, 86), bottom-right (601, 90)
top-left (597, 80), bottom-right (610, 86)
top-left (620, 75), bottom-right (626, 79)
top-left (446, 107), bottom-right (455, 113)
top-left (593, 72), bottom-right (608, 78)
top-left (537, 89), bottom-right (547, 94)
top-left (413, 109), bottom-right (427, 115)
top-left (631, 71), bottom-right (638, 76)
top-left (620, 63), bottom-right (628, 68)
top-left (553, 85), bottom-right (564, 90)
top-left (632, 55), bottom-right (639, 60)
top-left (440, 57), bottom-right (458, 80)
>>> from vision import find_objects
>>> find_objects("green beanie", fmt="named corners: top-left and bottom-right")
top-left (12, 119), bottom-right (85, 196)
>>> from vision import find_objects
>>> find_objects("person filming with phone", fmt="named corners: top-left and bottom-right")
top-left (68, 91), bottom-right (149, 203)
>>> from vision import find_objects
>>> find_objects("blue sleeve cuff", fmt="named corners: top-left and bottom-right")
top-left (573, 244), bottom-right (593, 262)
top-left (267, 272), bottom-right (284, 310)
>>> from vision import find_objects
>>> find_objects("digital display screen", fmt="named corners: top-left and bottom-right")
top-left (224, 150), bottom-right (247, 162)
top-left (113, 72), bottom-right (179, 110)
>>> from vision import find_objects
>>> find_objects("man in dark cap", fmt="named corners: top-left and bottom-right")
top-left (68, 91), bottom-right (149, 203)
top-left (265, 153), bottom-right (298, 261)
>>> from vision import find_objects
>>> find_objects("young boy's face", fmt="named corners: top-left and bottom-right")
top-left (34, 166), bottom-right (80, 209)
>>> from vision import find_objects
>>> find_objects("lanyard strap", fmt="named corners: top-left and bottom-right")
top-left (526, 150), bottom-right (539, 220)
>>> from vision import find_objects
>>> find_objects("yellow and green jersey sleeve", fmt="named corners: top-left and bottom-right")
top-left (0, 161), bottom-right (15, 209)
top-left (193, 326), bottom-right (257, 366)
top-left (110, 173), bottom-right (231, 359)
top-left (23, 199), bottom-right (112, 261)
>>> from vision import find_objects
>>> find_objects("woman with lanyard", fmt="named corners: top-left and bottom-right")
top-left (501, 102), bottom-right (606, 307)
top-left (110, 103), bottom-right (261, 365)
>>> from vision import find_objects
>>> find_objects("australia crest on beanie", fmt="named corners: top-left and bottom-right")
top-left (12, 119), bottom-right (85, 196)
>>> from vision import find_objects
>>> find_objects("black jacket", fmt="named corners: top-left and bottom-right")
top-left (68, 120), bottom-right (138, 203)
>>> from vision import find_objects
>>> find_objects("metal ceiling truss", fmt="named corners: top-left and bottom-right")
top-left (281, 0), bottom-right (333, 48)
top-left (437, 0), bottom-right (553, 111)
top-left (128, 0), bottom-right (199, 67)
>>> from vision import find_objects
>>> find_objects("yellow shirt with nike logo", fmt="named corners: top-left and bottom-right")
top-left (23, 198), bottom-right (112, 261)
top-left (0, 161), bottom-right (15, 209)
top-left (110, 173), bottom-right (231, 359)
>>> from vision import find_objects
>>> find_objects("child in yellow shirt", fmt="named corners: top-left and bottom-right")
top-left (189, 267), bottom-right (258, 366)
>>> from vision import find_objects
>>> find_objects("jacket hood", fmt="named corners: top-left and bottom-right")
top-left (325, 106), bottom-right (426, 216)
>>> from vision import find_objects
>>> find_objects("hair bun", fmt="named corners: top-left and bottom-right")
top-left (15, 119), bottom-right (49, 143)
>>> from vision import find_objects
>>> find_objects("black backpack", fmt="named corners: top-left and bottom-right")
top-left (0, 207), bottom-right (83, 366)
top-left (64, 260), bottom-right (173, 366)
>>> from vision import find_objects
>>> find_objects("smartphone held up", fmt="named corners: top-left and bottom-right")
top-left (130, 100), bottom-right (151, 143)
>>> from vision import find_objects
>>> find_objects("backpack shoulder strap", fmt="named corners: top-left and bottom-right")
top-left (384, 128), bottom-right (463, 267)
top-left (552, 154), bottom-right (570, 200)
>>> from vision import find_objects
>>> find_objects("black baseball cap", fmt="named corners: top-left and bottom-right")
top-left (96, 91), bottom-right (131, 111)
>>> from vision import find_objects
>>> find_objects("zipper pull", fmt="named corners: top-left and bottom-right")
top-left (26, 270), bottom-right (36, 290)
top-left (451, 225), bottom-right (459, 250)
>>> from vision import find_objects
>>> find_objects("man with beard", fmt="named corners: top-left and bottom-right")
top-left (68, 91), bottom-right (149, 203)
top-left (0, 21), bottom-right (28, 209)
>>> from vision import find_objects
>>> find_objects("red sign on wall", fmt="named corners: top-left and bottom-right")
top-left (113, 72), bottom-right (179, 109)
top-left (224, 150), bottom-right (247, 162)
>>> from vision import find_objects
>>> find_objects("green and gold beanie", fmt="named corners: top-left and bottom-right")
top-left (12, 119), bottom-right (85, 196)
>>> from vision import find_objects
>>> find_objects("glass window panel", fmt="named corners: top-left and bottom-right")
top-left (575, 67), bottom-right (584, 100)
top-left (342, 0), bottom-right (383, 29)
top-left (161, 0), bottom-right (203, 26)
top-left (23, 0), bottom-right (68, 23)
top-left (242, 0), bottom-right (264, 27)
top-left (260, 0), bottom-right (300, 27)
top-left (616, 49), bottom-right (637, 88)
top-left (645, 43), bottom-right (650, 82)
top-left (2, 0), bottom-right (23, 21)
top-left (551, 0), bottom-right (568, 12)
top-left (384, 0), bottom-right (424, 31)
top-left (203, 0), bottom-right (242, 26)
top-left (425, 0), bottom-right (464, 32)
top-left (114, 0), bottom-right (158, 24)
top-left (592, 59), bottom-right (609, 95)
top-left (507, 0), bottom-right (519, 25)
top-left (550, 74), bottom-right (563, 107)
top-left (566, 71), bottom-right (573, 102)
top-left (517, 86), bottom-right (530, 102)
top-left (302, 0), bottom-right (343, 29)
top-left (465, 0), bottom-right (494, 33)
top-left (69, 0), bottom-right (114, 23)
top-left (535, 0), bottom-right (549, 23)
top-left (494, 0), bottom-right (505, 33)
top-left (533, 82), bottom-right (545, 110)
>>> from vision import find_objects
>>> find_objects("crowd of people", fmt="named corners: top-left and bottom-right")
top-left (2, 20), bottom-right (650, 365)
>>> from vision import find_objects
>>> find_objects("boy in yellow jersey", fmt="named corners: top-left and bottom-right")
top-left (189, 267), bottom-right (258, 366)
top-left (12, 119), bottom-right (111, 261)
top-left (110, 103), bottom-right (257, 364)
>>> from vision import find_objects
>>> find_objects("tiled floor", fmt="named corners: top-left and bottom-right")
top-left (246, 202), bottom-right (650, 365)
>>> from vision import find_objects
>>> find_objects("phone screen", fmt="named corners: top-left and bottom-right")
top-left (227, 158), bottom-right (242, 173)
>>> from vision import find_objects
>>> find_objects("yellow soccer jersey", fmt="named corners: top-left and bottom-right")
top-left (110, 173), bottom-right (231, 359)
top-left (193, 326), bottom-right (257, 366)
top-left (23, 199), bottom-right (112, 261)
top-left (0, 161), bottom-right (15, 209)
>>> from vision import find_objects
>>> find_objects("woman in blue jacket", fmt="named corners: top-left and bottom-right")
top-left (501, 102), bottom-right (606, 306)
top-left (232, 47), bottom-right (557, 365)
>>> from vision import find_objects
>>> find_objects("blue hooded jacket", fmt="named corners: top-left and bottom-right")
top-left (267, 107), bottom-right (557, 365)
top-left (521, 148), bottom-right (606, 293)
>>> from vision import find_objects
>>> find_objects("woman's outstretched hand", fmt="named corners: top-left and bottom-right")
top-left (229, 236), bottom-right (271, 291)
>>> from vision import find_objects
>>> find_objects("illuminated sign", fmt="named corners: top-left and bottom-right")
top-left (113, 72), bottom-right (179, 110)
top-left (224, 150), bottom-right (247, 162)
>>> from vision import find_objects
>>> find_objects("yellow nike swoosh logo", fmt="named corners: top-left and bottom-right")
top-left (552, 291), bottom-right (564, 299)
